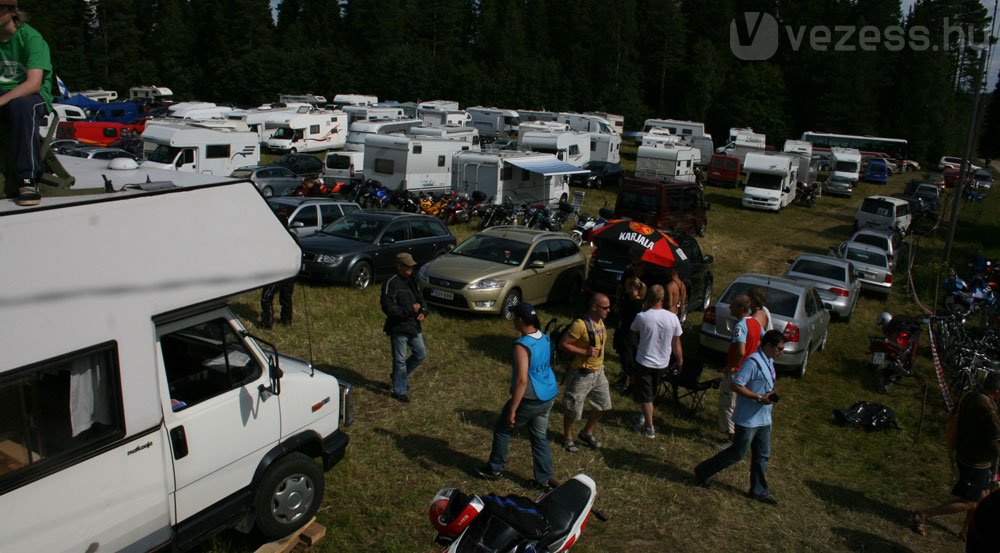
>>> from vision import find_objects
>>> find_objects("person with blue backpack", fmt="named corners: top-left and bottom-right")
top-left (477, 302), bottom-right (561, 491)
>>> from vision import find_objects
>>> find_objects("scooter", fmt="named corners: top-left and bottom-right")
top-left (429, 473), bottom-right (605, 552)
top-left (867, 312), bottom-right (923, 393)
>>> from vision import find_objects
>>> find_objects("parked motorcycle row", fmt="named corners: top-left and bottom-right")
top-left (349, 179), bottom-right (489, 224)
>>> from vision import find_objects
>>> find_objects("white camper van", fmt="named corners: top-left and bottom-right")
top-left (265, 111), bottom-right (348, 153)
top-left (586, 112), bottom-right (625, 135)
top-left (742, 153), bottom-right (797, 211)
top-left (642, 118), bottom-right (706, 141)
top-left (557, 113), bottom-right (618, 135)
top-left (167, 102), bottom-right (234, 121)
top-left (227, 106), bottom-right (307, 143)
top-left (324, 150), bottom-right (365, 184)
top-left (782, 140), bottom-right (817, 185)
top-left (728, 127), bottom-right (755, 144)
top-left (364, 134), bottom-right (472, 194)
top-left (408, 125), bottom-right (481, 150)
top-left (719, 133), bottom-right (766, 163)
top-left (590, 132), bottom-right (622, 164)
top-left (0, 180), bottom-right (351, 553)
top-left (129, 85), bottom-right (173, 101)
top-left (634, 145), bottom-right (699, 181)
top-left (343, 105), bottom-right (407, 125)
top-left (418, 100), bottom-right (460, 111)
top-left (331, 94), bottom-right (378, 108)
top-left (519, 130), bottom-right (591, 166)
top-left (141, 123), bottom-right (260, 175)
top-left (42, 103), bottom-right (88, 136)
top-left (418, 107), bottom-right (471, 128)
top-left (831, 147), bottom-right (862, 183)
top-left (467, 106), bottom-right (520, 139)
top-left (278, 93), bottom-right (327, 107)
top-left (344, 118), bottom-right (423, 151)
top-left (452, 150), bottom-right (587, 205)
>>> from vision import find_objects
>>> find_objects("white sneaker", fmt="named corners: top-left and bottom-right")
top-left (643, 426), bottom-right (656, 439)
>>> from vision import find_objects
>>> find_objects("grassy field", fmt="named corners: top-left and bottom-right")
top-left (205, 166), bottom-right (999, 553)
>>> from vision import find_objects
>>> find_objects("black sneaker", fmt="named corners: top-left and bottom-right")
top-left (15, 183), bottom-right (40, 207)
top-left (534, 478), bottom-right (561, 492)
top-left (475, 466), bottom-right (502, 481)
top-left (750, 494), bottom-right (778, 506)
top-left (391, 392), bottom-right (410, 403)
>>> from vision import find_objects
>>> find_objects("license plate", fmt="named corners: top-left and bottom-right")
top-left (872, 352), bottom-right (885, 365)
top-left (430, 289), bottom-right (454, 300)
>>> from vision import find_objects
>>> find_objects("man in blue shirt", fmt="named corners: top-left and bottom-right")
top-left (695, 329), bottom-right (785, 505)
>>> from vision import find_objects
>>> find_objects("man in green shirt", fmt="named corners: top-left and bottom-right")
top-left (0, 0), bottom-right (52, 206)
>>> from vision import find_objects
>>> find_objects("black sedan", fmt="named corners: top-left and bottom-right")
top-left (298, 210), bottom-right (456, 289)
top-left (272, 153), bottom-right (324, 178)
top-left (568, 161), bottom-right (625, 189)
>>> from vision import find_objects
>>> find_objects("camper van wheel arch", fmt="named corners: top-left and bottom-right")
top-left (349, 261), bottom-right (373, 290)
top-left (253, 452), bottom-right (324, 539)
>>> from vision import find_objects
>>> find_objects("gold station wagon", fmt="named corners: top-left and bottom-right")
top-left (418, 226), bottom-right (587, 318)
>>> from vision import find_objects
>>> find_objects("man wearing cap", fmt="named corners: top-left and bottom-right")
top-left (476, 302), bottom-right (560, 491)
top-left (0, 0), bottom-right (52, 207)
top-left (380, 252), bottom-right (427, 403)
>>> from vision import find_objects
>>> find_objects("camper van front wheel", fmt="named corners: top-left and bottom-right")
top-left (254, 452), bottom-right (324, 539)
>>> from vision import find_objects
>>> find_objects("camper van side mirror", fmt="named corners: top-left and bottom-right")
top-left (783, 185), bottom-right (791, 193)
top-left (241, 331), bottom-right (282, 397)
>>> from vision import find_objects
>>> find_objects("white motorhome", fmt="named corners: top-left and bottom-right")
top-left (519, 130), bottom-right (591, 166)
top-left (265, 110), bottom-right (349, 153)
top-left (418, 108), bottom-right (471, 128)
top-left (516, 109), bottom-right (558, 123)
top-left (742, 153), bottom-right (797, 211)
top-left (331, 94), bottom-right (378, 108)
top-left (129, 86), bottom-right (173, 101)
top-left (641, 127), bottom-right (681, 148)
top-left (344, 118), bottom-right (423, 151)
top-left (782, 139), bottom-right (817, 184)
top-left (557, 113), bottom-right (618, 135)
top-left (279, 93), bottom-right (327, 107)
top-left (364, 134), bottom-right (473, 194)
top-left (418, 100), bottom-right (460, 111)
top-left (642, 118), bottom-right (705, 141)
top-left (516, 121), bottom-right (570, 141)
top-left (634, 145), bottom-right (699, 181)
top-left (452, 150), bottom-right (587, 205)
top-left (79, 88), bottom-right (119, 103)
top-left (141, 123), bottom-right (260, 175)
top-left (467, 106), bottom-right (520, 139)
top-left (408, 125), bottom-right (481, 150)
top-left (167, 102), bottom-right (233, 121)
top-left (0, 180), bottom-right (351, 553)
top-left (227, 106), bottom-right (307, 143)
top-left (42, 103), bottom-right (88, 136)
top-left (718, 133), bottom-right (766, 163)
top-left (343, 105), bottom-right (407, 125)
top-left (728, 127), bottom-right (755, 143)
top-left (590, 132), bottom-right (622, 164)
top-left (585, 112), bottom-right (625, 135)
top-left (831, 147), bottom-right (862, 183)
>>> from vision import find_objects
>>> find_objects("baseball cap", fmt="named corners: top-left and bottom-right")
top-left (511, 302), bottom-right (540, 327)
top-left (395, 252), bottom-right (417, 267)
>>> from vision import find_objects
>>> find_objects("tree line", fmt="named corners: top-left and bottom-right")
top-left (26, 0), bottom-right (1000, 163)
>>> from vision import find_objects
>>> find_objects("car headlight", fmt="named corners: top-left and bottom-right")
top-left (418, 264), bottom-right (429, 279)
top-left (315, 254), bottom-right (344, 264)
top-left (469, 278), bottom-right (506, 290)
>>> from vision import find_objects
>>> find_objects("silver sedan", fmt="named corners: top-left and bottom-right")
top-left (831, 241), bottom-right (892, 297)
top-left (783, 254), bottom-right (861, 322)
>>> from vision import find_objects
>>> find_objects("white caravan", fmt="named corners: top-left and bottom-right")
top-left (641, 127), bottom-right (681, 147)
top-left (279, 93), bottom-right (327, 107)
top-left (634, 145), bottom-right (699, 181)
top-left (719, 133), bottom-right (766, 163)
top-left (519, 130), bottom-right (591, 166)
top-left (830, 147), bottom-right (862, 183)
top-left (782, 140), bottom-right (817, 184)
top-left (467, 106), bottom-right (520, 139)
top-left (364, 134), bottom-right (473, 194)
top-left (0, 180), bottom-right (351, 553)
top-left (344, 118), bottom-right (423, 151)
top-left (642, 118), bottom-right (706, 141)
top-left (728, 127), bottom-right (755, 143)
top-left (331, 93), bottom-right (378, 108)
top-left (517, 109), bottom-right (558, 124)
top-left (343, 105), bottom-right (408, 125)
top-left (742, 153), bottom-right (797, 211)
top-left (590, 132), bottom-right (622, 164)
top-left (418, 107), bottom-right (471, 127)
top-left (586, 112), bottom-right (625, 135)
top-left (141, 123), bottom-right (260, 175)
top-left (557, 113), bottom-right (618, 135)
top-left (517, 121), bottom-right (570, 140)
top-left (408, 125), bottom-right (481, 150)
top-left (129, 85), bottom-right (173, 101)
top-left (79, 88), bottom-right (119, 103)
top-left (452, 150), bottom-right (587, 205)
top-left (265, 110), bottom-right (349, 153)
top-left (418, 100), bottom-right (460, 111)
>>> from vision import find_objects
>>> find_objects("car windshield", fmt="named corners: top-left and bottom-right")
top-left (846, 248), bottom-right (887, 268)
top-left (745, 172), bottom-right (783, 191)
top-left (835, 160), bottom-right (859, 172)
top-left (853, 234), bottom-right (888, 251)
top-left (319, 216), bottom-right (386, 242)
top-left (719, 282), bottom-right (799, 318)
top-left (146, 144), bottom-right (180, 164)
top-left (791, 260), bottom-right (846, 281)
top-left (452, 235), bottom-right (529, 266)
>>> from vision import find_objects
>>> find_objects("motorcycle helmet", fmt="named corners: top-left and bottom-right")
top-left (876, 312), bottom-right (893, 327)
top-left (429, 487), bottom-right (484, 538)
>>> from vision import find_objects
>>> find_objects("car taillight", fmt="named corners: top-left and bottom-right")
top-left (829, 287), bottom-right (849, 297)
top-left (704, 305), bottom-right (716, 325)
top-left (887, 254), bottom-right (894, 263)
top-left (783, 322), bottom-right (800, 342)
top-left (884, 273), bottom-right (893, 284)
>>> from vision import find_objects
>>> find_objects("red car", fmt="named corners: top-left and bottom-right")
top-left (56, 121), bottom-right (145, 147)
top-left (943, 166), bottom-right (960, 188)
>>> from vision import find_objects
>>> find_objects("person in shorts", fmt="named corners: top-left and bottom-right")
top-left (630, 284), bottom-right (683, 438)
top-left (560, 293), bottom-right (612, 452)
top-left (717, 295), bottom-right (762, 447)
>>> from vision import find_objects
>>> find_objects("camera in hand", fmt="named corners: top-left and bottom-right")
top-left (768, 392), bottom-right (779, 403)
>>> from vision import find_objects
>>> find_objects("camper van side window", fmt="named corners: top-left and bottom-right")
top-left (159, 318), bottom-right (262, 411)
top-left (0, 344), bottom-right (124, 488)
top-left (310, 125), bottom-right (320, 134)
top-left (206, 145), bottom-right (230, 159)
top-left (569, 145), bottom-right (580, 156)
top-left (438, 155), bottom-right (446, 167)
top-left (590, 140), bottom-right (596, 152)
top-left (413, 145), bottom-right (423, 154)
top-left (374, 158), bottom-right (394, 174)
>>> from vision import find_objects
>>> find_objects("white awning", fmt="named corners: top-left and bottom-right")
top-left (505, 157), bottom-right (590, 176)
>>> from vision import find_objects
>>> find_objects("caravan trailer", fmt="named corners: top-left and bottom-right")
top-left (331, 94), bottom-right (378, 108)
top-left (642, 119), bottom-right (706, 141)
top-left (467, 107), bottom-right (520, 139)
top-left (129, 86), bottom-right (173, 101)
top-left (452, 150), bottom-right (587, 205)
top-left (265, 111), bottom-right (349, 153)
top-left (520, 130), bottom-right (591, 166)
top-left (590, 132), bottom-right (622, 164)
top-left (0, 180), bottom-right (351, 553)
top-left (278, 93), bottom-right (327, 107)
top-left (344, 119), bottom-right (422, 151)
top-left (141, 123), bottom-right (260, 175)
top-left (343, 105), bottom-right (407, 125)
top-left (418, 108), bottom-right (471, 128)
top-left (408, 125), bottom-right (481, 150)
top-left (634, 145), bottom-right (698, 182)
top-left (364, 134), bottom-right (472, 194)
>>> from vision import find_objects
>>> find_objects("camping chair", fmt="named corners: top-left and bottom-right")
top-left (658, 359), bottom-right (720, 418)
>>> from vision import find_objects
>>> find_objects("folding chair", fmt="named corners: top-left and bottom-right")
top-left (659, 359), bottom-right (720, 418)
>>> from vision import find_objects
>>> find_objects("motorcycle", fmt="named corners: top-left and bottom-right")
top-left (429, 473), bottom-right (605, 552)
top-left (795, 181), bottom-right (819, 208)
top-left (393, 190), bottom-right (420, 213)
top-left (943, 270), bottom-right (997, 316)
top-left (867, 312), bottom-right (923, 393)
top-left (570, 207), bottom-right (613, 246)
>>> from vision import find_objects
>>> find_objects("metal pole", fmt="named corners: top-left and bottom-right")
top-left (943, 48), bottom-right (988, 264)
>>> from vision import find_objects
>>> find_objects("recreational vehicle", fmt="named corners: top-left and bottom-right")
top-left (418, 100), bottom-right (460, 111)
top-left (79, 89), bottom-right (119, 103)
top-left (782, 140), bottom-right (817, 185)
top-left (516, 121), bottom-right (570, 141)
top-left (141, 123), bottom-right (260, 175)
top-left (633, 145), bottom-right (699, 182)
top-left (519, 130), bottom-right (591, 166)
top-left (265, 111), bottom-right (349, 153)
top-left (590, 132), bottom-right (622, 164)
top-left (467, 106), bottom-right (520, 139)
top-left (324, 150), bottom-right (366, 185)
top-left (418, 108), bottom-right (471, 128)
top-left (0, 180), bottom-right (351, 553)
top-left (344, 119), bottom-right (423, 151)
top-left (408, 125), bottom-right (481, 150)
top-left (742, 153), bottom-right (797, 211)
top-left (452, 150), bottom-right (587, 205)
top-left (557, 113), bottom-right (618, 135)
top-left (719, 133), bottom-right (766, 163)
top-left (516, 109), bottom-right (558, 123)
top-left (167, 102), bottom-right (233, 121)
top-left (364, 134), bottom-right (472, 194)
top-left (831, 147), bottom-right (862, 183)
top-left (129, 86), bottom-right (173, 101)
top-left (279, 93), bottom-right (327, 107)
top-left (42, 103), bottom-right (88, 136)
top-left (343, 105), bottom-right (407, 125)
top-left (585, 112), bottom-right (625, 135)
top-left (642, 119), bottom-right (706, 141)
top-left (331, 94), bottom-right (378, 108)
top-left (226, 106), bottom-right (307, 143)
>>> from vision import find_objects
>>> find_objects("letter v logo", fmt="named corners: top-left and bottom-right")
top-left (730, 12), bottom-right (780, 61)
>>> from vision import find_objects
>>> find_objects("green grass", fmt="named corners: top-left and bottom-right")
top-left (205, 171), bottom-right (999, 552)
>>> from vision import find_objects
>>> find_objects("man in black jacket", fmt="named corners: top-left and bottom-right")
top-left (380, 252), bottom-right (427, 403)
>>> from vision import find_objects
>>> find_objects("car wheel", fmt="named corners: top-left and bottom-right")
top-left (559, 193), bottom-right (568, 204)
top-left (794, 348), bottom-right (810, 379)
top-left (254, 452), bottom-right (323, 539)
top-left (501, 289), bottom-right (521, 320)
top-left (261, 185), bottom-right (274, 198)
top-left (701, 279), bottom-right (713, 312)
top-left (595, 177), bottom-right (604, 190)
top-left (569, 230), bottom-right (584, 246)
top-left (349, 261), bottom-right (373, 290)
top-left (290, 148), bottom-right (297, 154)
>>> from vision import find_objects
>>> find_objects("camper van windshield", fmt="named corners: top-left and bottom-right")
top-left (745, 172), bottom-right (783, 191)
top-left (147, 145), bottom-right (181, 164)
top-left (271, 128), bottom-right (301, 140)
top-left (834, 160), bottom-right (859, 172)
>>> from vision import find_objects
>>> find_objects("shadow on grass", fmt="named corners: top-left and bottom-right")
top-left (316, 363), bottom-right (391, 396)
top-left (805, 480), bottom-right (912, 526)
top-left (703, 191), bottom-right (742, 211)
top-left (829, 527), bottom-right (915, 553)
top-left (466, 333), bottom-right (516, 363)
top-left (229, 301), bottom-right (260, 324)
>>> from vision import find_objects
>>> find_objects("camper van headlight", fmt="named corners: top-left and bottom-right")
top-left (315, 254), bottom-right (344, 264)
top-left (470, 278), bottom-right (506, 290)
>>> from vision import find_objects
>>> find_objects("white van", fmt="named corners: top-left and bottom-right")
top-left (633, 144), bottom-right (698, 181)
top-left (141, 123), bottom-right (261, 176)
top-left (831, 147), bottom-right (862, 183)
top-left (265, 111), bottom-right (349, 153)
top-left (855, 195), bottom-right (913, 235)
top-left (0, 180), bottom-right (351, 552)
top-left (742, 153), bottom-right (796, 211)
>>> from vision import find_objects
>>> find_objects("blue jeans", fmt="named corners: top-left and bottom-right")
top-left (695, 423), bottom-right (772, 498)
top-left (487, 398), bottom-right (555, 485)
top-left (390, 333), bottom-right (426, 395)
